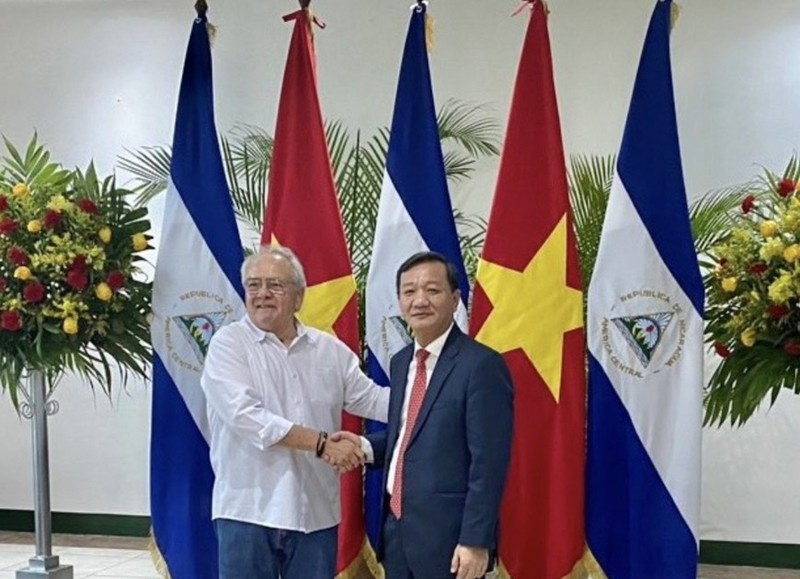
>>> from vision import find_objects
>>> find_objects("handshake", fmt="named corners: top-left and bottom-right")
top-left (320, 430), bottom-right (366, 473)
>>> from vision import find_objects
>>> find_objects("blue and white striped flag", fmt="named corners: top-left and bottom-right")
top-left (586, 2), bottom-right (704, 578)
top-left (364, 2), bottom-right (469, 549)
top-left (149, 11), bottom-right (244, 579)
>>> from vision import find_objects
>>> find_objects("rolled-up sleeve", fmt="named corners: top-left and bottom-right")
top-left (201, 328), bottom-right (294, 450)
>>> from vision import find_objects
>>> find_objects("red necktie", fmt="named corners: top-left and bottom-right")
top-left (390, 349), bottom-right (430, 519)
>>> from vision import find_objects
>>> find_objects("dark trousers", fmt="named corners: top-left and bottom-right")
top-left (382, 512), bottom-right (459, 579)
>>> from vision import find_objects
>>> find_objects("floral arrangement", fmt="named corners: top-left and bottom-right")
top-left (0, 136), bottom-right (152, 407)
top-left (705, 158), bottom-right (800, 426)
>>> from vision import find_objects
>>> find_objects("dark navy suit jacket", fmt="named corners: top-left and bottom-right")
top-left (368, 326), bottom-right (513, 577)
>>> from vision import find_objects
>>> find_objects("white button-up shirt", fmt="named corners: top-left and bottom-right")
top-left (201, 315), bottom-right (389, 533)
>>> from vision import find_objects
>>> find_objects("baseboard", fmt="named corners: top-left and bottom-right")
top-left (0, 510), bottom-right (149, 537)
top-left (700, 540), bottom-right (800, 569)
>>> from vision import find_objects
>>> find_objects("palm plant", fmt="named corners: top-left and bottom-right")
top-left (118, 99), bottom-right (501, 344)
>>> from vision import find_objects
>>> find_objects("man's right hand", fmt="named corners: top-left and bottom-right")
top-left (322, 434), bottom-right (364, 472)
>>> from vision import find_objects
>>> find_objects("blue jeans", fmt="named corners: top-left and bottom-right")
top-left (215, 518), bottom-right (338, 579)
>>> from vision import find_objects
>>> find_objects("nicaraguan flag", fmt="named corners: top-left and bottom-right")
top-left (149, 11), bottom-right (245, 579)
top-left (585, 2), bottom-right (704, 578)
top-left (364, 2), bottom-right (469, 550)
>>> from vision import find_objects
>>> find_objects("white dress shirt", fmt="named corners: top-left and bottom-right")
top-left (201, 315), bottom-right (389, 533)
top-left (385, 323), bottom-right (454, 495)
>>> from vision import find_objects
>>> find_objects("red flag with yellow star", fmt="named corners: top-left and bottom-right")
top-left (261, 8), bottom-right (363, 577)
top-left (469, 3), bottom-right (586, 578)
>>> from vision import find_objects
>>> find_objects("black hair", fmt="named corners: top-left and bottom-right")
top-left (395, 251), bottom-right (459, 293)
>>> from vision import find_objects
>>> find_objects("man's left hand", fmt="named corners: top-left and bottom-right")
top-left (450, 544), bottom-right (489, 579)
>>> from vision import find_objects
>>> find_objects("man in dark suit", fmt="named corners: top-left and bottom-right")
top-left (337, 251), bottom-right (513, 579)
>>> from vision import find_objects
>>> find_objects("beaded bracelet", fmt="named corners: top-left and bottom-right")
top-left (315, 431), bottom-right (328, 458)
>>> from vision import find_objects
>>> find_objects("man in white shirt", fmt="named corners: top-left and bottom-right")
top-left (200, 245), bottom-right (389, 579)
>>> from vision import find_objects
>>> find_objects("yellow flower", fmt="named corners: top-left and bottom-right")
top-left (13, 266), bottom-right (32, 280)
top-left (95, 283), bottom-right (113, 302)
top-left (47, 194), bottom-right (72, 212)
top-left (783, 244), bottom-right (800, 263)
top-left (63, 317), bottom-right (79, 335)
top-left (12, 183), bottom-right (29, 197)
top-left (760, 220), bottom-right (779, 238)
top-left (740, 328), bottom-right (757, 347)
top-left (760, 238), bottom-right (786, 261)
top-left (132, 233), bottom-right (148, 251)
top-left (27, 220), bottom-right (42, 233)
top-left (98, 227), bottom-right (112, 244)
top-left (768, 273), bottom-right (794, 304)
top-left (721, 277), bottom-right (737, 292)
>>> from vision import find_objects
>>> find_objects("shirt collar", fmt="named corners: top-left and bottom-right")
top-left (414, 322), bottom-right (454, 359)
top-left (242, 314), bottom-right (314, 346)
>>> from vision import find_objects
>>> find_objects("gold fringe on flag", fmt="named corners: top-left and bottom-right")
top-left (490, 547), bottom-right (600, 579)
top-left (424, 11), bottom-right (435, 53)
top-left (147, 528), bottom-right (171, 579)
top-left (206, 21), bottom-right (217, 46)
top-left (670, 2), bottom-right (681, 31)
top-left (361, 538), bottom-right (385, 579)
top-left (578, 546), bottom-right (609, 579)
top-left (333, 538), bottom-right (384, 579)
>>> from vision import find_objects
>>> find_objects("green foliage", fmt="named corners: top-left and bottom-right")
top-left (567, 154), bottom-right (615, 293)
top-left (703, 159), bottom-right (800, 427)
top-left (0, 135), bottom-right (152, 407)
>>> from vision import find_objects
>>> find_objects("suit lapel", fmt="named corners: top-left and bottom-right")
top-left (407, 327), bottom-right (462, 446)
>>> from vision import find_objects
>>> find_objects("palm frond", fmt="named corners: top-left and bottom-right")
top-left (437, 99), bottom-right (502, 158)
top-left (568, 154), bottom-right (616, 290)
top-left (117, 145), bottom-right (172, 207)
top-left (690, 181), bottom-right (759, 256)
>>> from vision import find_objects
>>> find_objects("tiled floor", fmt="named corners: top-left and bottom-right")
top-left (1, 531), bottom-right (799, 578)
top-left (0, 533), bottom-right (158, 579)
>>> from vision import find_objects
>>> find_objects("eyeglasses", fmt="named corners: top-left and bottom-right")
top-left (243, 278), bottom-right (294, 295)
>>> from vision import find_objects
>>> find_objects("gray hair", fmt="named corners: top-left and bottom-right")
top-left (240, 245), bottom-right (307, 289)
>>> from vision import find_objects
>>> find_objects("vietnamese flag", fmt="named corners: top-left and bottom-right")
top-left (261, 8), bottom-right (363, 576)
top-left (470, 3), bottom-right (587, 578)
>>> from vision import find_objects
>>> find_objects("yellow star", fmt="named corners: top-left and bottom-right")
top-left (299, 275), bottom-right (357, 336)
top-left (474, 215), bottom-right (583, 402)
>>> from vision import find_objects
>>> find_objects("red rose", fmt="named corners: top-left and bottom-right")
top-left (0, 216), bottom-right (18, 234)
top-left (768, 304), bottom-right (790, 319)
top-left (0, 310), bottom-right (22, 331)
top-left (107, 270), bottom-right (125, 291)
top-left (713, 341), bottom-right (731, 358)
top-left (66, 270), bottom-right (88, 291)
top-left (22, 282), bottom-right (46, 304)
top-left (42, 210), bottom-right (62, 229)
top-left (741, 195), bottom-right (756, 214)
top-left (783, 340), bottom-right (800, 357)
top-left (748, 262), bottom-right (768, 276)
top-left (7, 245), bottom-right (29, 266)
top-left (0, 195), bottom-right (8, 212)
top-left (77, 198), bottom-right (99, 214)
top-left (777, 178), bottom-right (796, 198)
top-left (71, 255), bottom-right (88, 272)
